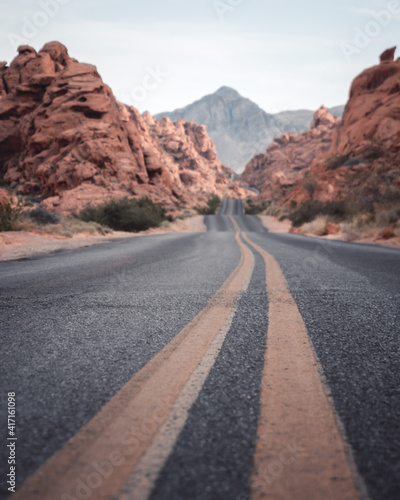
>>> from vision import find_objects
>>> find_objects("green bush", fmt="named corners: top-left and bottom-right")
top-left (265, 203), bottom-right (287, 218)
top-left (302, 176), bottom-right (318, 196)
top-left (244, 198), bottom-right (267, 215)
top-left (289, 200), bottom-right (355, 227)
top-left (0, 202), bottom-right (23, 232)
top-left (29, 207), bottom-right (60, 225)
top-left (198, 195), bottom-right (221, 215)
top-left (326, 154), bottom-right (349, 171)
top-left (78, 197), bottom-right (168, 232)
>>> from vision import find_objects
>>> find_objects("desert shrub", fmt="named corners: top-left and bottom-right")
top-left (29, 207), bottom-right (60, 225)
top-left (300, 216), bottom-right (328, 236)
top-left (376, 208), bottom-right (400, 227)
top-left (344, 158), bottom-right (364, 168)
top-left (78, 197), bottom-right (168, 232)
top-left (363, 145), bottom-right (383, 160)
top-left (244, 198), bottom-right (267, 215)
top-left (265, 203), bottom-right (283, 217)
top-left (302, 176), bottom-right (318, 196)
top-left (0, 202), bottom-right (23, 231)
top-left (380, 185), bottom-right (400, 204)
top-left (289, 200), bottom-right (355, 227)
top-left (198, 195), bottom-right (221, 215)
top-left (23, 195), bottom-right (42, 207)
top-left (326, 154), bottom-right (349, 171)
top-left (206, 195), bottom-right (221, 215)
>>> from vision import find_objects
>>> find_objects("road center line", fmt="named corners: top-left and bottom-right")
top-left (13, 218), bottom-right (254, 500)
top-left (242, 233), bottom-right (367, 500)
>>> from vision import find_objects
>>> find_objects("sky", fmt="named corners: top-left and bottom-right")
top-left (1, 0), bottom-right (399, 115)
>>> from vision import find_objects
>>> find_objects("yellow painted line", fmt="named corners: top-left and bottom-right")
top-left (120, 264), bottom-right (253, 500)
top-left (242, 233), bottom-right (366, 500)
top-left (13, 222), bottom-right (254, 500)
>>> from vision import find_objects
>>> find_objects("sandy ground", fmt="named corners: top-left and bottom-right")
top-left (1, 214), bottom-right (398, 262)
top-left (260, 215), bottom-right (400, 249)
top-left (0, 216), bottom-right (206, 262)
top-left (259, 215), bottom-right (292, 234)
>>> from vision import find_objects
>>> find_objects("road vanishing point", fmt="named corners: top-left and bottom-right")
top-left (1, 199), bottom-right (399, 500)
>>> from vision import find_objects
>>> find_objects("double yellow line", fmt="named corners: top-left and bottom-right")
top-left (242, 234), bottom-right (365, 500)
top-left (14, 213), bottom-right (255, 500)
top-left (14, 209), bottom-right (365, 500)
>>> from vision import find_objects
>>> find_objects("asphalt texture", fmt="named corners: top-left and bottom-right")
top-left (250, 230), bottom-right (400, 500)
top-left (0, 198), bottom-right (399, 500)
top-left (150, 244), bottom-right (268, 500)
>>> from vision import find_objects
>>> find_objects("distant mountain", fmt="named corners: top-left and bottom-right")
top-left (329, 105), bottom-right (346, 117)
top-left (156, 87), bottom-right (344, 173)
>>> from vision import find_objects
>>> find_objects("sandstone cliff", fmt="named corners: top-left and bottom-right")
top-left (288, 47), bottom-right (400, 206)
top-left (240, 107), bottom-right (340, 201)
top-left (0, 42), bottom-right (244, 214)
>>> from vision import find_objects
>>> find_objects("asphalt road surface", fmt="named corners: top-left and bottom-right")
top-left (0, 199), bottom-right (399, 500)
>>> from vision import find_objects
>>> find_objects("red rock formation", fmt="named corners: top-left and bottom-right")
top-left (380, 46), bottom-right (396, 62)
top-left (0, 188), bottom-right (10, 208)
top-left (0, 42), bottom-right (246, 214)
top-left (240, 107), bottom-right (340, 201)
top-left (288, 48), bottom-right (400, 205)
top-left (324, 222), bottom-right (340, 236)
top-left (142, 114), bottom-right (239, 201)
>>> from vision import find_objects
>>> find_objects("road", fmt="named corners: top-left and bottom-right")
top-left (0, 199), bottom-right (399, 500)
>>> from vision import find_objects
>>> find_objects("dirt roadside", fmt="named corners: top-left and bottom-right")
top-left (259, 215), bottom-right (400, 249)
top-left (1, 214), bottom-right (398, 262)
top-left (0, 216), bottom-right (206, 262)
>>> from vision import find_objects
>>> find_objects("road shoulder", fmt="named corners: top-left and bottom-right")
top-left (0, 216), bottom-right (206, 261)
top-left (260, 214), bottom-right (400, 249)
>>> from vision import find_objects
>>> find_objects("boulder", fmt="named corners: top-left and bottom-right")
top-left (324, 222), bottom-right (341, 236)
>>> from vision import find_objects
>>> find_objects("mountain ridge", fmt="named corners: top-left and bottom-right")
top-left (155, 87), bottom-right (344, 173)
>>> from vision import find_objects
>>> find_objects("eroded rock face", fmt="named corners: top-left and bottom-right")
top-left (0, 42), bottom-right (245, 213)
top-left (141, 114), bottom-right (240, 202)
top-left (288, 48), bottom-right (400, 205)
top-left (240, 107), bottom-right (340, 201)
top-left (332, 47), bottom-right (400, 154)
top-left (0, 188), bottom-right (10, 208)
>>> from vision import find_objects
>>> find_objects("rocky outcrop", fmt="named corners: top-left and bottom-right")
top-left (142, 113), bottom-right (239, 198)
top-left (0, 42), bottom-right (245, 214)
top-left (156, 87), bottom-right (343, 173)
top-left (240, 107), bottom-right (340, 201)
top-left (0, 188), bottom-right (10, 208)
top-left (288, 48), bottom-right (400, 205)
